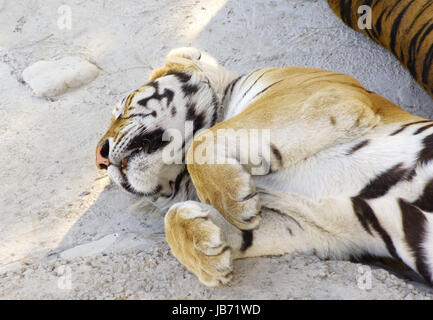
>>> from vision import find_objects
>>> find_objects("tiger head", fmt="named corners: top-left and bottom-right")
top-left (96, 47), bottom-right (236, 210)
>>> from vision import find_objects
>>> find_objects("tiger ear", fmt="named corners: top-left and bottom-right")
top-left (166, 47), bottom-right (202, 61)
top-left (149, 47), bottom-right (219, 81)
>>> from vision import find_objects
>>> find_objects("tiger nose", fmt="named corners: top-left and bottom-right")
top-left (96, 139), bottom-right (110, 170)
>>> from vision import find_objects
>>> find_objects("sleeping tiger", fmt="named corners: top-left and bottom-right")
top-left (327, 0), bottom-right (433, 99)
top-left (96, 47), bottom-right (433, 287)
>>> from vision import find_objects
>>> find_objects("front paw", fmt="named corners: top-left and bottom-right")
top-left (224, 187), bottom-right (261, 230)
top-left (217, 172), bottom-right (262, 230)
top-left (165, 201), bottom-right (233, 287)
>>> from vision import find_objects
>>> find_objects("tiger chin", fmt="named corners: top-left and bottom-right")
top-left (96, 47), bottom-right (433, 287)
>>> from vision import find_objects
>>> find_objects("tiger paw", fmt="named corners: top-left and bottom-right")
top-left (218, 171), bottom-right (262, 230)
top-left (165, 201), bottom-right (233, 287)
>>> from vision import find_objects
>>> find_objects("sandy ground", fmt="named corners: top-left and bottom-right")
top-left (1, 0), bottom-right (433, 299)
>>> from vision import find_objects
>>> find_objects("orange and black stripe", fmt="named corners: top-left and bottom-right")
top-left (327, 0), bottom-right (433, 99)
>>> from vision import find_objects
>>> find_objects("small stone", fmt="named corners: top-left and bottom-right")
top-left (22, 56), bottom-right (99, 98)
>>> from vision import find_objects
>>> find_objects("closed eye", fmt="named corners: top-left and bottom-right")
top-left (124, 111), bottom-right (157, 120)
top-left (126, 128), bottom-right (169, 154)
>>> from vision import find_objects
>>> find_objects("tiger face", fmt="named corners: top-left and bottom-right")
top-left (96, 48), bottom-right (231, 209)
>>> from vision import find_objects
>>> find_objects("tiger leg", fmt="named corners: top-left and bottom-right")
top-left (164, 199), bottom-right (317, 287)
top-left (186, 131), bottom-right (263, 231)
top-left (259, 191), bottom-right (433, 284)
top-left (164, 192), bottom-right (370, 287)
top-left (166, 191), bottom-right (433, 286)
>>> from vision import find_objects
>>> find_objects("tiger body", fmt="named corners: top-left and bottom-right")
top-left (96, 47), bottom-right (433, 286)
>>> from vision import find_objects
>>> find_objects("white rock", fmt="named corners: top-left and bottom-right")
top-left (22, 56), bottom-right (99, 97)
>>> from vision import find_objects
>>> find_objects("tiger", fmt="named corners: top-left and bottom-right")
top-left (327, 0), bottom-right (433, 99)
top-left (96, 47), bottom-right (433, 287)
